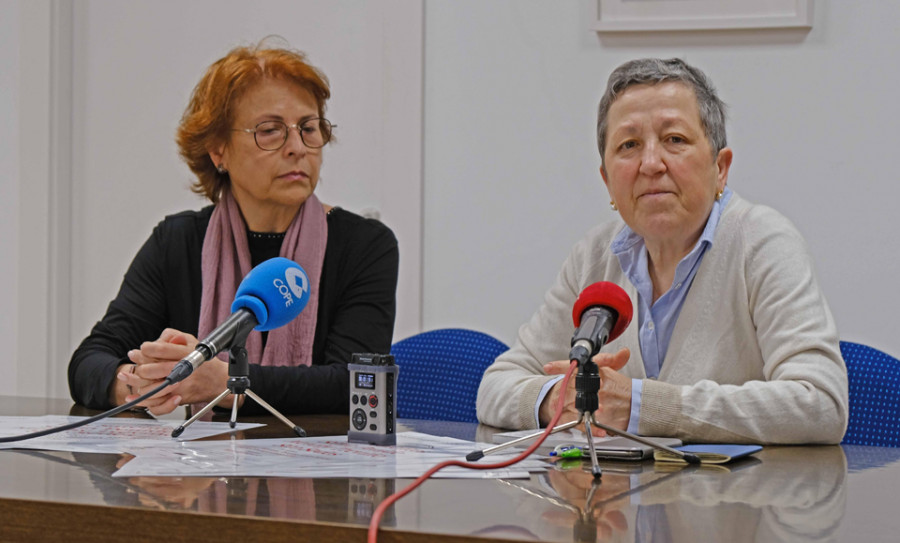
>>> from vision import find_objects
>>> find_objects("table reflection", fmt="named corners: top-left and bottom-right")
top-left (61, 450), bottom-right (397, 527)
top-left (476, 446), bottom-right (848, 543)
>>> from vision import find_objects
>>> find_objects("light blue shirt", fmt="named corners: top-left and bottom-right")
top-left (613, 187), bottom-right (732, 433)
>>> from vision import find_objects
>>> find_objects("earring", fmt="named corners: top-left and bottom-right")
top-left (716, 190), bottom-right (723, 201)
top-left (216, 164), bottom-right (228, 175)
top-left (609, 200), bottom-right (618, 211)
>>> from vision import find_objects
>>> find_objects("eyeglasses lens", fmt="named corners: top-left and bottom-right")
top-left (254, 119), bottom-right (332, 151)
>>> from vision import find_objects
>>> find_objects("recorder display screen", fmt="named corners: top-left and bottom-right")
top-left (356, 372), bottom-right (376, 390)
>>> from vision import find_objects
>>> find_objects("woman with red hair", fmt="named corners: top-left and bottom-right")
top-left (68, 41), bottom-right (398, 416)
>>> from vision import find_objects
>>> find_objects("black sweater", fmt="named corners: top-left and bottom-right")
top-left (68, 206), bottom-right (399, 415)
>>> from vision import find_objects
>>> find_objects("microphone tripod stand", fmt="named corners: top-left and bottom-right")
top-left (171, 327), bottom-right (306, 438)
top-left (573, 357), bottom-right (606, 479)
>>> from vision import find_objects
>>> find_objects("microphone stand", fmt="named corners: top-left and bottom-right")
top-left (171, 327), bottom-right (306, 438)
top-left (471, 358), bottom-right (613, 479)
top-left (574, 357), bottom-right (605, 479)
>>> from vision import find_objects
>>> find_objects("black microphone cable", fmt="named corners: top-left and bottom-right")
top-left (0, 380), bottom-right (173, 444)
top-left (1, 332), bottom-right (232, 445)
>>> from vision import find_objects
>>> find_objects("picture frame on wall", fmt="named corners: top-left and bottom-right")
top-left (595, 0), bottom-right (814, 32)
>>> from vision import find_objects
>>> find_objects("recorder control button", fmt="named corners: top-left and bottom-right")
top-left (351, 394), bottom-right (359, 405)
top-left (368, 395), bottom-right (378, 408)
top-left (352, 408), bottom-right (367, 430)
top-left (370, 411), bottom-right (377, 418)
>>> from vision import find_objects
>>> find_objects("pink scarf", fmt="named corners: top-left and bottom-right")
top-left (193, 190), bottom-right (327, 411)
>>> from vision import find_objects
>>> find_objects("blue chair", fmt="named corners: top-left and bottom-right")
top-left (840, 341), bottom-right (900, 447)
top-left (391, 328), bottom-right (509, 423)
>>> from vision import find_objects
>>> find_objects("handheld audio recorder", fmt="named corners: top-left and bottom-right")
top-left (348, 353), bottom-right (398, 446)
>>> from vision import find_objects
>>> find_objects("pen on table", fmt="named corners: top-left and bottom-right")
top-left (549, 444), bottom-right (584, 459)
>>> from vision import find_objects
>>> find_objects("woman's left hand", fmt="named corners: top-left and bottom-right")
top-left (593, 361), bottom-right (633, 432)
top-left (122, 328), bottom-right (237, 415)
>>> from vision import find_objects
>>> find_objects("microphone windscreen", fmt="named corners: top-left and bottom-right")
top-left (571, 282), bottom-right (633, 342)
top-left (231, 257), bottom-right (310, 331)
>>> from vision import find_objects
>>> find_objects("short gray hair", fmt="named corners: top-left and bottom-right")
top-left (596, 58), bottom-right (727, 163)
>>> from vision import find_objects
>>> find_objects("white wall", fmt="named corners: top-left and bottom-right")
top-left (0, 0), bottom-right (22, 391)
top-left (4, 1), bottom-right (59, 399)
top-left (423, 0), bottom-right (900, 357)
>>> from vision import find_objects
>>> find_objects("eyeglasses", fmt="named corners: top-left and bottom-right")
top-left (232, 118), bottom-right (335, 151)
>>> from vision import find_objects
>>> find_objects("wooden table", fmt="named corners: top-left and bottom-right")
top-left (1, 396), bottom-right (899, 542)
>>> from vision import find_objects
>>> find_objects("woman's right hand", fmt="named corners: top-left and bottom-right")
top-left (113, 361), bottom-right (182, 415)
top-left (110, 363), bottom-right (140, 407)
top-left (121, 328), bottom-right (239, 415)
top-left (113, 328), bottom-right (190, 414)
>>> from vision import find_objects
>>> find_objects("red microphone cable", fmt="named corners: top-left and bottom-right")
top-left (367, 360), bottom-right (580, 543)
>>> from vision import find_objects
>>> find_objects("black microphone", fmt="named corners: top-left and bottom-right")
top-left (568, 282), bottom-right (634, 365)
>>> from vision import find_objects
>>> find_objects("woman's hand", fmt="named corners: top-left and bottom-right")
top-left (117, 328), bottom-right (237, 415)
top-left (115, 328), bottom-right (189, 414)
top-left (539, 348), bottom-right (632, 434)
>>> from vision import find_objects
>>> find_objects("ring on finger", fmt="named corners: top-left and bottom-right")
top-left (127, 364), bottom-right (136, 396)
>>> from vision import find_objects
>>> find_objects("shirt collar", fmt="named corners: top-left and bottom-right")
top-left (611, 186), bottom-right (733, 257)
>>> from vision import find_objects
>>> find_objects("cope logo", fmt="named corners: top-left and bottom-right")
top-left (273, 267), bottom-right (308, 307)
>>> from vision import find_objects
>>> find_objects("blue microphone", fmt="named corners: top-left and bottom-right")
top-left (167, 257), bottom-right (310, 383)
top-left (232, 257), bottom-right (311, 331)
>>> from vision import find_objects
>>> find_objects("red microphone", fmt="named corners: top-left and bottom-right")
top-left (569, 282), bottom-right (633, 364)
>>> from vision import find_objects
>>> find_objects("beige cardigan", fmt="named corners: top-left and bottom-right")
top-left (476, 193), bottom-right (848, 444)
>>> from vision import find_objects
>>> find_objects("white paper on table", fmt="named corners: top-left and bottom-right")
top-left (112, 431), bottom-right (548, 479)
top-left (492, 428), bottom-right (621, 447)
top-left (0, 415), bottom-right (264, 454)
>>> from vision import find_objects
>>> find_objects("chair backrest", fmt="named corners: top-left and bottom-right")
top-left (391, 328), bottom-right (509, 423)
top-left (840, 341), bottom-right (900, 447)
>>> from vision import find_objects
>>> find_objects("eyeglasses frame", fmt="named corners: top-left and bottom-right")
top-left (231, 117), bottom-right (335, 151)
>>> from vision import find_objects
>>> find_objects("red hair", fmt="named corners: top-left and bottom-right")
top-left (176, 41), bottom-right (331, 203)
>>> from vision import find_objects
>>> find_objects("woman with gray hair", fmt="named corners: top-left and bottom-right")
top-left (476, 58), bottom-right (848, 444)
